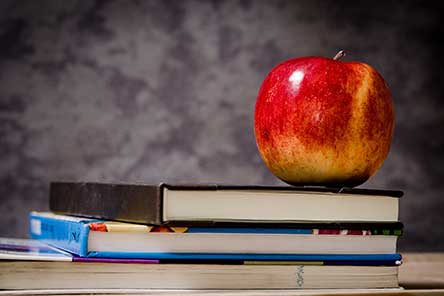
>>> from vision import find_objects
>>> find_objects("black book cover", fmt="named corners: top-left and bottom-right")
top-left (49, 181), bottom-right (403, 226)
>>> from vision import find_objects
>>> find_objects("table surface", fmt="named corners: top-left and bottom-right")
top-left (1, 252), bottom-right (443, 296)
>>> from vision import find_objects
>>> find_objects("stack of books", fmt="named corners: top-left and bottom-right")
top-left (1, 182), bottom-right (403, 290)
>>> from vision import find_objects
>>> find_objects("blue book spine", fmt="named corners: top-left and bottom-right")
top-left (29, 212), bottom-right (95, 257)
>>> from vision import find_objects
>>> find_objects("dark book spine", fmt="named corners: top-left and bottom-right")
top-left (49, 182), bottom-right (163, 225)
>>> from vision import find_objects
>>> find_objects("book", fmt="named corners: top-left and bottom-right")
top-left (29, 212), bottom-right (402, 262)
top-left (0, 237), bottom-right (401, 266)
top-left (0, 260), bottom-right (399, 290)
top-left (49, 182), bottom-right (402, 225)
top-left (0, 237), bottom-right (159, 263)
top-left (0, 237), bottom-right (72, 262)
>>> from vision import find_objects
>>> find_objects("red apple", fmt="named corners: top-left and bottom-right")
top-left (254, 51), bottom-right (395, 187)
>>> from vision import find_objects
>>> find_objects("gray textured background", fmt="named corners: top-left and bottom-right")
top-left (0, 0), bottom-right (443, 251)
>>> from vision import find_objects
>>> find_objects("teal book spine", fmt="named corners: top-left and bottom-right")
top-left (29, 212), bottom-right (96, 257)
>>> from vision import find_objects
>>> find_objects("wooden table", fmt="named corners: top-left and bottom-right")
top-left (1, 253), bottom-right (443, 296)
top-left (398, 253), bottom-right (444, 290)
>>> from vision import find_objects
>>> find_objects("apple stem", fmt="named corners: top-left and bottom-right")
top-left (333, 50), bottom-right (346, 60)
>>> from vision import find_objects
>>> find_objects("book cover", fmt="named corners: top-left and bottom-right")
top-left (29, 212), bottom-right (402, 263)
top-left (49, 181), bottom-right (403, 225)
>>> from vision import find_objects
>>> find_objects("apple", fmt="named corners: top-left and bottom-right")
top-left (254, 51), bottom-right (395, 187)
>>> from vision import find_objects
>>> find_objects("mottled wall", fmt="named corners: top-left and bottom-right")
top-left (0, 0), bottom-right (443, 250)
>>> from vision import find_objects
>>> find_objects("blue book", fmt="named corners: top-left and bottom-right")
top-left (29, 212), bottom-right (401, 264)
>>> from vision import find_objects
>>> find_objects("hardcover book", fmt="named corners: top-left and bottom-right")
top-left (29, 212), bottom-right (402, 263)
top-left (49, 182), bottom-right (403, 225)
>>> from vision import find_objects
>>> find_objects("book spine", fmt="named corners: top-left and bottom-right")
top-left (29, 212), bottom-right (90, 257)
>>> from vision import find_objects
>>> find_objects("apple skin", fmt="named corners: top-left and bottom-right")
top-left (254, 56), bottom-right (395, 187)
